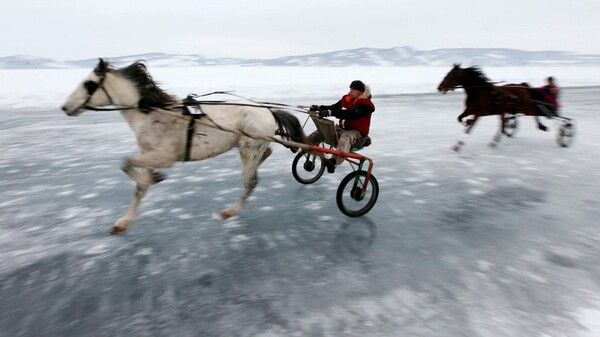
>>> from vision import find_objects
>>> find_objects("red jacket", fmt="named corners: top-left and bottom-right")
top-left (540, 84), bottom-right (560, 108)
top-left (322, 93), bottom-right (375, 136)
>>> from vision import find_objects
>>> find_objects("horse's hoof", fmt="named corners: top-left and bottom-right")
top-left (152, 171), bottom-right (166, 183)
top-left (451, 145), bottom-right (461, 152)
top-left (539, 125), bottom-right (548, 132)
top-left (488, 142), bottom-right (498, 148)
top-left (110, 226), bottom-right (127, 235)
top-left (220, 208), bottom-right (240, 220)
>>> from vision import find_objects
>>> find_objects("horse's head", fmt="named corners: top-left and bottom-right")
top-left (62, 58), bottom-right (115, 116)
top-left (438, 64), bottom-right (464, 94)
top-left (62, 58), bottom-right (175, 116)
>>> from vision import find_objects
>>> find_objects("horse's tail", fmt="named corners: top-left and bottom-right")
top-left (271, 109), bottom-right (307, 145)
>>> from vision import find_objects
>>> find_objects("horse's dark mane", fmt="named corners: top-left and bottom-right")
top-left (464, 66), bottom-right (493, 86)
top-left (115, 61), bottom-right (177, 112)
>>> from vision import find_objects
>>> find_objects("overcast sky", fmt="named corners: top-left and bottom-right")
top-left (1, 0), bottom-right (599, 60)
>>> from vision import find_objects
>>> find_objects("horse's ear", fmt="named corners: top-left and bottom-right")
top-left (453, 63), bottom-right (461, 68)
top-left (94, 58), bottom-right (109, 75)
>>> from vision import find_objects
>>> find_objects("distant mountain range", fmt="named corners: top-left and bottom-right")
top-left (2, 47), bottom-right (600, 69)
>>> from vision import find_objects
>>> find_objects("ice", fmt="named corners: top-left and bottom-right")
top-left (0, 65), bottom-right (599, 336)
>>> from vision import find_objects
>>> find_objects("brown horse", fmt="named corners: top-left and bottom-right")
top-left (438, 64), bottom-right (554, 151)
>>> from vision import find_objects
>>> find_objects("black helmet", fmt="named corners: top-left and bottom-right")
top-left (349, 80), bottom-right (365, 92)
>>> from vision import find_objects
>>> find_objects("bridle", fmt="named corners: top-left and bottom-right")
top-left (79, 72), bottom-right (136, 112)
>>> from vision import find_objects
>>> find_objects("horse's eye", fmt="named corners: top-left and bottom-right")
top-left (84, 80), bottom-right (99, 95)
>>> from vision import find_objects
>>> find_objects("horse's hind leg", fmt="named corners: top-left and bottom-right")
top-left (220, 142), bottom-right (268, 219)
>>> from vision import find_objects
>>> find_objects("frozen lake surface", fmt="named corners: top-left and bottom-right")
top-left (1, 83), bottom-right (600, 336)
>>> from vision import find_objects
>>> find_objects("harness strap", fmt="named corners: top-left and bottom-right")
top-left (184, 117), bottom-right (196, 162)
top-left (181, 99), bottom-right (207, 162)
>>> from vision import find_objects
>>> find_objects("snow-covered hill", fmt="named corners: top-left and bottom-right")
top-left (2, 46), bottom-right (600, 69)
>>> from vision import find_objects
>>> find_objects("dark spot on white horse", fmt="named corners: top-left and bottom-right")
top-left (83, 80), bottom-right (99, 95)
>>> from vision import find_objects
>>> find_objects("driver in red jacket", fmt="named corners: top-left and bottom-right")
top-left (308, 80), bottom-right (375, 173)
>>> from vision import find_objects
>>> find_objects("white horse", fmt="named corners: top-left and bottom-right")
top-left (61, 58), bottom-right (306, 235)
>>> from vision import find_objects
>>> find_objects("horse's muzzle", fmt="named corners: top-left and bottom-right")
top-left (61, 105), bottom-right (82, 116)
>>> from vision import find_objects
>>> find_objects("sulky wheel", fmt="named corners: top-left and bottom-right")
top-left (557, 121), bottom-right (576, 147)
top-left (503, 115), bottom-right (518, 137)
top-left (336, 170), bottom-right (379, 217)
top-left (292, 150), bottom-right (325, 184)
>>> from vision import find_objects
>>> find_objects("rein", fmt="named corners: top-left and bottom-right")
top-left (82, 105), bottom-right (138, 111)
top-left (450, 84), bottom-right (556, 107)
top-left (80, 88), bottom-right (310, 161)
top-left (81, 90), bottom-right (307, 113)
top-left (182, 91), bottom-right (308, 113)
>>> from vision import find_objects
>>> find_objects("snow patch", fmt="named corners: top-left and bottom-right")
top-left (576, 308), bottom-right (600, 337)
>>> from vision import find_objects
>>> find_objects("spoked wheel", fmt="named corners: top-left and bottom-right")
top-left (557, 121), bottom-right (576, 147)
top-left (503, 115), bottom-right (518, 137)
top-left (336, 170), bottom-right (379, 217)
top-left (292, 150), bottom-right (325, 184)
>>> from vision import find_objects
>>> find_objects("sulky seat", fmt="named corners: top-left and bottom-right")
top-left (310, 114), bottom-right (371, 151)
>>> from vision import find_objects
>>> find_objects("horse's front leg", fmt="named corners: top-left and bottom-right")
top-left (112, 180), bottom-right (150, 235)
top-left (464, 114), bottom-right (480, 135)
top-left (453, 113), bottom-right (480, 152)
top-left (535, 116), bottom-right (548, 132)
top-left (457, 109), bottom-right (471, 124)
top-left (120, 156), bottom-right (169, 186)
top-left (220, 142), bottom-right (268, 219)
top-left (113, 154), bottom-right (175, 234)
top-left (489, 114), bottom-right (505, 147)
